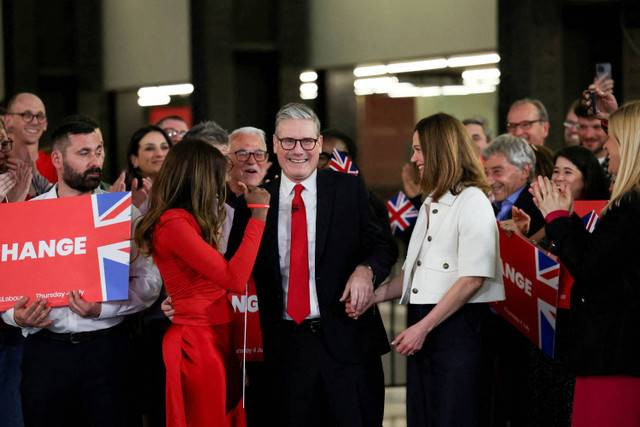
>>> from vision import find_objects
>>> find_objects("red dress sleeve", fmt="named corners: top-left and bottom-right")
top-left (156, 212), bottom-right (265, 294)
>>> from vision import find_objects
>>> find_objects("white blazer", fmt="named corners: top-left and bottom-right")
top-left (400, 186), bottom-right (505, 305)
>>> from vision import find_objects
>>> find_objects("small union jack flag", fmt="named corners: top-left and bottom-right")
top-left (386, 191), bottom-right (419, 234)
top-left (581, 210), bottom-right (599, 233)
top-left (535, 248), bottom-right (560, 290)
top-left (328, 149), bottom-right (359, 175)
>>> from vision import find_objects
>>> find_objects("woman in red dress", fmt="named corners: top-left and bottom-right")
top-left (135, 138), bottom-right (270, 427)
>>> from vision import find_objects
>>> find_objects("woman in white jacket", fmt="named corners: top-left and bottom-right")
top-left (349, 113), bottom-right (504, 427)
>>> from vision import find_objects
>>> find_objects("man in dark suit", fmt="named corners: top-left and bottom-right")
top-left (239, 103), bottom-right (395, 426)
top-left (483, 133), bottom-right (544, 237)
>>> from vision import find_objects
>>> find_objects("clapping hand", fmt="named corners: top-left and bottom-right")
top-left (530, 176), bottom-right (572, 217)
top-left (499, 206), bottom-right (531, 236)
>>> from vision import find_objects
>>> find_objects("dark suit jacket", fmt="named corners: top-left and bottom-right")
top-left (546, 190), bottom-right (640, 376)
top-left (234, 170), bottom-right (395, 364)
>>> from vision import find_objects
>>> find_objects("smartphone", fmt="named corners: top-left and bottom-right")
top-left (595, 62), bottom-right (612, 79)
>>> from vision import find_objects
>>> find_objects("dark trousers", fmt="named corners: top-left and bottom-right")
top-left (0, 327), bottom-right (24, 427)
top-left (407, 303), bottom-right (490, 427)
top-left (266, 320), bottom-right (385, 427)
top-left (21, 325), bottom-right (130, 427)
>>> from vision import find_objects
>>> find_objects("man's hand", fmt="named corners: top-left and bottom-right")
top-left (14, 297), bottom-right (52, 328)
top-left (339, 265), bottom-right (374, 318)
top-left (6, 159), bottom-right (32, 202)
top-left (68, 290), bottom-right (101, 318)
top-left (582, 75), bottom-right (618, 120)
top-left (110, 171), bottom-right (126, 192)
top-left (161, 296), bottom-right (174, 321)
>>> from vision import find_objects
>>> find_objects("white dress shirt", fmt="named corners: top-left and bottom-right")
top-left (1, 185), bottom-right (163, 335)
top-left (400, 187), bottom-right (505, 305)
top-left (278, 171), bottom-right (320, 319)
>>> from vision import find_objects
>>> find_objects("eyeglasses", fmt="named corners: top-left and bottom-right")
top-left (6, 111), bottom-right (47, 124)
top-left (506, 119), bottom-right (544, 131)
top-left (563, 120), bottom-right (579, 129)
top-left (233, 149), bottom-right (268, 162)
top-left (0, 138), bottom-right (12, 153)
top-left (164, 128), bottom-right (187, 139)
top-left (276, 137), bottom-right (318, 151)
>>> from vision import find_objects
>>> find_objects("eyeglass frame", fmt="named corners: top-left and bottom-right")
top-left (233, 149), bottom-right (269, 163)
top-left (506, 119), bottom-right (545, 132)
top-left (164, 128), bottom-right (187, 138)
top-left (275, 136), bottom-right (319, 151)
top-left (563, 120), bottom-right (579, 129)
top-left (6, 111), bottom-right (47, 124)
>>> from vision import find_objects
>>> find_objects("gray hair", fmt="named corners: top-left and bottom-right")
top-left (462, 116), bottom-right (491, 140)
top-left (483, 133), bottom-right (536, 180)
top-left (229, 126), bottom-right (267, 150)
top-left (184, 120), bottom-right (228, 148)
top-left (275, 103), bottom-right (321, 135)
top-left (509, 98), bottom-right (549, 122)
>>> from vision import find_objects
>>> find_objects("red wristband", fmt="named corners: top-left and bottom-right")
top-left (247, 203), bottom-right (270, 209)
top-left (545, 210), bottom-right (570, 223)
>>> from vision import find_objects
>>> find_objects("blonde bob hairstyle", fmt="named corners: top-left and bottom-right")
top-left (414, 113), bottom-right (490, 201)
top-left (606, 100), bottom-right (640, 212)
top-left (135, 138), bottom-right (227, 255)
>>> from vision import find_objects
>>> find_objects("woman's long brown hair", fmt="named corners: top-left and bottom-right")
top-left (135, 138), bottom-right (228, 255)
top-left (415, 113), bottom-right (490, 201)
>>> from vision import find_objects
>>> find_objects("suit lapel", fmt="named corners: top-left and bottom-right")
top-left (315, 171), bottom-right (334, 268)
top-left (263, 179), bottom-right (282, 289)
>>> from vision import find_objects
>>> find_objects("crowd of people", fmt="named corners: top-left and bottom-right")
top-left (0, 72), bottom-right (638, 427)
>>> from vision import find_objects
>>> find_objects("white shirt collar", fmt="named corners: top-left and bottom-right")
top-left (280, 169), bottom-right (318, 196)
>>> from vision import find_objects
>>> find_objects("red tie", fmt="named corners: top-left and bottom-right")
top-left (287, 183), bottom-right (310, 323)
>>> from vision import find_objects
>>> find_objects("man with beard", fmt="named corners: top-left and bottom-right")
top-left (575, 103), bottom-right (612, 184)
top-left (0, 117), bottom-right (163, 427)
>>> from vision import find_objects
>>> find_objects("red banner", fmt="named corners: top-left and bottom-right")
top-left (491, 230), bottom-right (560, 358)
top-left (228, 277), bottom-right (263, 362)
top-left (0, 192), bottom-right (132, 311)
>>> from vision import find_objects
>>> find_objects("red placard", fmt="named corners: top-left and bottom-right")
top-left (228, 277), bottom-right (263, 362)
top-left (491, 229), bottom-right (560, 358)
top-left (0, 193), bottom-right (132, 311)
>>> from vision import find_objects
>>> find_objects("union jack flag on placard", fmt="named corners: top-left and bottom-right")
top-left (386, 191), bottom-right (419, 234)
top-left (0, 191), bottom-right (132, 310)
top-left (537, 298), bottom-right (557, 358)
top-left (535, 248), bottom-right (560, 290)
top-left (328, 149), bottom-right (359, 175)
top-left (91, 192), bottom-right (132, 301)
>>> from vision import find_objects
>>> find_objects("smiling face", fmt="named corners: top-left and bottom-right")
top-left (552, 156), bottom-right (584, 199)
top-left (273, 119), bottom-right (321, 183)
top-left (229, 132), bottom-right (269, 187)
top-left (484, 153), bottom-right (530, 202)
top-left (410, 131), bottom-right (424, 178)
top-left (578, 116), bottom-right (607, 158)
top-left (507, 102), bottom-right (549, 146)
top-left (130, 131), bottom-right (171, 178)
top-left (5, 93), bottom-right (47, 147)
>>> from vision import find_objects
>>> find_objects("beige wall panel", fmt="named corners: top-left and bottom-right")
top-left (103, 0), bottom-right (191, 90)
top-left (310, 0), bottom-right (496, 68)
